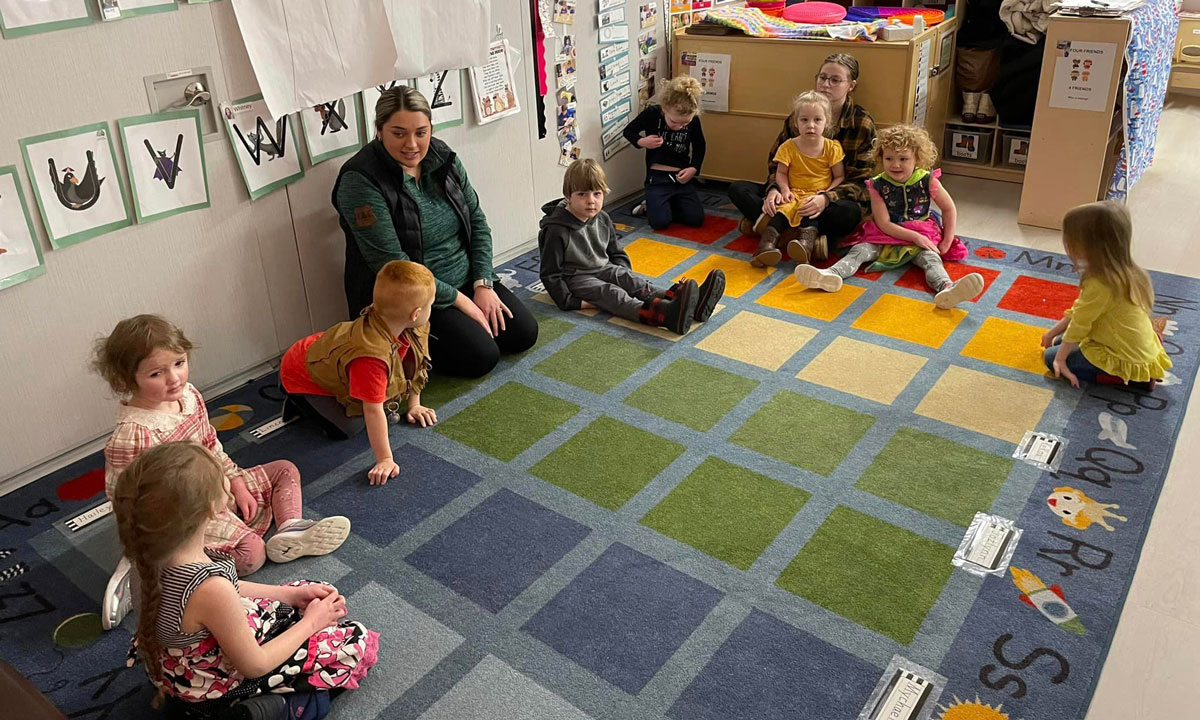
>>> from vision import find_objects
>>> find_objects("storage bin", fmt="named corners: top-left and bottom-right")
top-left (944, 126), bottom-right (994, 165)
top-left (1000, 131), bottom-right (1031, 169)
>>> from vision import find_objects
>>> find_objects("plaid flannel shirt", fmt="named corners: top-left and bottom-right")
top-left (764, 99), bottom-right (877, 214)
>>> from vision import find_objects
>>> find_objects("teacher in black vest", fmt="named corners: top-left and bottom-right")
top-left (333, 87), bottom-right (537, 378)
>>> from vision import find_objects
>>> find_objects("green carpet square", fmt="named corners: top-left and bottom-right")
top-left (729, 392), bottom-right (874, 476)
top-left (625, 359), bottom-right (758, 432)
top-left (535, 331), bottom-right (660, 394)
top-left (522, 312), bottom-right (575, 355)
top-left (776, 507), bottom-right (954, 644)
top-left (436, 383), bottom-right (579, 462)
top-left (531, 416), bottom-right (685, 509)
top-left (641, 457), bottom-right (811, 569)
top-left (421, 374), bottom-right (485, 408)
top-left (857, 428), bottom-right (1014, 526)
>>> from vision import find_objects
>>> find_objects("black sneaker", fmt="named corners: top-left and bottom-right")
top-left (694, 269), bottom-right (726, 322)
top-left (639, 279), bottom-right (698, 334)
top-left (220, 694), bottom-right (287, 720)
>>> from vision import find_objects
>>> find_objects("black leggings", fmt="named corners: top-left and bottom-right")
top-left (728, 180), bottom-right (862, 242)
top-left (428, 282), bottom-right (538, 378)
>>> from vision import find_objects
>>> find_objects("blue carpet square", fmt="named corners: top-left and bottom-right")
top-left (521, 542), bottom-right (724, 694)
top-left (405, 489), bottom-right (590, 613)
top-left (310, 444), bottom-right (482, 548)
top-left (669, 610), bottom-right (879, 720)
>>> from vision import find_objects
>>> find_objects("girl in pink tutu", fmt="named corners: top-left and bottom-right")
top-left (794, 124), bottom-right (984, 309)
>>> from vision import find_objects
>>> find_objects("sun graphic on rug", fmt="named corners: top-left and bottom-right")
top-left (937, 696), bottom-right (1016, 720)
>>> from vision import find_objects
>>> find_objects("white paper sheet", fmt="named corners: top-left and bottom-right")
top-left (0, 0), bottom-right (88, 30)
top-left (688, 52), bottom-right (730, 113)
top-left (415, 71), bottom-right (465, 130)
top-left (232, 0), bottom-right (398, 119)
top-left (120, 112), bottom-right (210, 222)
top-left (222, 97), bottom-right (304, 200)
top-left (299, 95), bottom-right (364, 164)
top-left (362, 80), bottom-right (410, 141)
top-left (1049, 40), bottom-right (1117, 112)
top-left (0, 170), bottom-right (42, 288)
top-left (469, 41), bottom-right (521, 125)
top-left (386, 0), bottom-right (491, 78)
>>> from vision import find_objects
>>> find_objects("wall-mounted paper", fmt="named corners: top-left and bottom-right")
top-left (1049, 40), bottom-right (1117, 112)
top-left (415, 70), bottom-right (465, 130)
top-left (387, 0), bottom-right (491, 77)
top-left (0, 0), bottom-right (90, 39)
top-left (232, 0), bottom-right (398, 119)
top-left (0, 166), bottom-right (45, 291)
top-left (598, 7), bottom-right (624, 27)
top-left (19, 122), bottom-right (131, 249)
top-left (469, 41), bottom-right (521, 125)
top-left (115, 0), bottom-right (177, 18)
top-left (553, 0), bottom-right (576, 23)
top-left (300, 95), bottom-right (364, 165)
top-left (686, 52), bottom-right (730, 112)
top-left (599, 23), bottom-right (629, 43)
top-left (639, 2), bottom-right (658, 28)
top-left (362, 80), bottom-right (412, 141)
top-left (221, 95), bottom-right (304, 201)
top-left (118, 109), bottom-right (210, 224)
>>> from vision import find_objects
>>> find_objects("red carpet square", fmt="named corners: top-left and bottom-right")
top-left (659, 215), bottom-right (739, 245)
top-left (998, 275), bottom-right (1080, 320)
top-left (893, 262), bottom-right (1000, 300)
top-left (725, 233), bottom-right (759, 254)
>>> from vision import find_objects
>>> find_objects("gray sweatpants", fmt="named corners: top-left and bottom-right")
top-left (830, 243), bottom-right (951, 292)
top-left (565, 264), bottom-right (659, 321)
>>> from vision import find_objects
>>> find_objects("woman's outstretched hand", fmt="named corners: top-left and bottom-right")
top-left (473, 286), bottom-right (512, 337)
top-left (455, 291), bottom-right (494, 337)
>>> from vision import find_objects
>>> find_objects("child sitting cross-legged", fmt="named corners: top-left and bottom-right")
top-left (280, 260), bottom-right (437, 486)
top-left (538, 158), bottom-right (725, 335)
top-left (795, 124), bottom-right (985, 309)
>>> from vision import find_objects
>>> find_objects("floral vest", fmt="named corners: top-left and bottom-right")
top-left (871, 168), bottom-right (933, 224)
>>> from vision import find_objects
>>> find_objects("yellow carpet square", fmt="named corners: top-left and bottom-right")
top-left (610, 304), bottom-right (726, 341)
top-left (677, 255), bottom-right (772, 298)
top-left (624, 237), bottom-right (698, 277)
top-left (852, 294), bottom-right (967, 348)
top-left (961, 317), bottom-right (1050, 375)
top-left (696, 311), bottom-right (819, 370)
top-left (915, 365), bottom-right (1054, 443)
top-left (532, 292), bottom-right (600, 317)
top-left (798, 337), bottom-right (928, 404)
top-left (756, 275), bottom-right (865, 322)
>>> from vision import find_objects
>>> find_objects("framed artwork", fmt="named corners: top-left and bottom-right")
top-left (19, 122), bottom-right (131, 249)
top-left (299, 94), bottom-right (364, 165)
top-left (0, 0), bottom-right (91, 39)
top-left (118, 109), bottom-right (210, 223)
top-left (221, 94), bottom-right (304, 201)
top-left (415, 70), bottom-right (465, 130)
top-left (0, 165), bottom-right (46, 291)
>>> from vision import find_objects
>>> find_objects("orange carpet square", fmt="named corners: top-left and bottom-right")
top-left (916, 365), bottom-right (1054, 443)
top-left (658, 215), bottom-right (740, 245)
top-left (623, 238), bottom-right (698, 278)
top-left (893, 262), bottom-right (1000, 300)
top-left (678, 255), bottom-right (772, 298)
top-left (961, 317), bottom-right (1051, 375)
top-left (756, 275), bottom-right (866, 322)
top-left (851, 294), bottom-right (967, 348)
top-left (997, 275), bottom-right (1079, 320)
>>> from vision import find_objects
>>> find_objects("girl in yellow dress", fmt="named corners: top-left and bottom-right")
top-left (752, 91), bottom-right (845, 267)
top-left (1042, 201), bottom-right (1172, 388)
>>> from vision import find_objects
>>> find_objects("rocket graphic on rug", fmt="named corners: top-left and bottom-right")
top-left (1010, 567), bottom-right (1086, 635)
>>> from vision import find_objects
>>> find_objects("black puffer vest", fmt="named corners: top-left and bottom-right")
top-left (332, 137), bottom-right (474, 318)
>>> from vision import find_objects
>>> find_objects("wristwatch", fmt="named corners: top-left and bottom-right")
top-left (474, 278), bottom-right (494, 290)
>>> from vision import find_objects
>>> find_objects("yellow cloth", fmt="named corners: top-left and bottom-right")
top-left (772, 138), bottom-right (845, 227)
top-left (1063, 277), bottom-right (1173, 382)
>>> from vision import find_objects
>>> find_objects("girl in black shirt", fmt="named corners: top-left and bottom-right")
top-left (622, 76), bottom-right (706, 230)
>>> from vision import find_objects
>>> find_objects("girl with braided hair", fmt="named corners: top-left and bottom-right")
top-left (113, 442), bottom-right (378, 711)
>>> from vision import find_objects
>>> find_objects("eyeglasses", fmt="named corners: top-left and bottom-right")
top-left (815, 74), bottom-right (846, 87)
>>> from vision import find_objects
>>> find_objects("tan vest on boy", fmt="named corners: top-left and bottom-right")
top-left (305, 307), bottom-right (431, 417)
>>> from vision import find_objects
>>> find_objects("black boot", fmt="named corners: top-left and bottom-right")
top-left (694, 269), bottom-right (726, 322)
top-left (639, 279), bottom-right (698, 334)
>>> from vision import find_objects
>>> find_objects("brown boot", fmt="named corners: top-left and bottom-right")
top-left (786, 226), bottom-right (818, 264)
top-left (738, 217), bottom-right (756, 236)
top-left (813, 233), bottom-right (829, 261)
top-left (751, 228), bottom-right (783, 267)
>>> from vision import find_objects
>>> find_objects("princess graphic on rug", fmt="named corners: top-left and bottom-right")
top-left (113, 442), bottom-right (378, 712)
top-left (1041, 201), bottom-right (1172, 388)
top-left (794, 124), bottom-right (985, 310)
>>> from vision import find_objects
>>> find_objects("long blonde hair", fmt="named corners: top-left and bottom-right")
top-left (1061, 201), bottom-right (1153, 312)
top-left (112, 442), bottom-right (227, 706)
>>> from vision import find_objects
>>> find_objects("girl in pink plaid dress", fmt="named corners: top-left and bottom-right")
top-left (113, 443), bottom-right (377, 712)
top-left (93, 315), bottom-right (351, 630)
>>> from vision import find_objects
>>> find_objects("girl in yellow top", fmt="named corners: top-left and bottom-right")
top-left (751, 91), bottom-right (845, 268)
top-left (1042, 201), bottom-right (1172, 388)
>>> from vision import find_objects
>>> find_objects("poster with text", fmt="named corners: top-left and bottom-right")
top-left (1049, 40), bottom-right (1117, 112)
top-left (0, 166), bottom-right (45, 291)
top-left (19, 122), bottom-right (131, 249)
top-left (221, 95), bottom-right (304, 201)
top-left (300, 95), bottom-right (364, 165)
top-left (0, 0), bottom-right (90, 39)
top-left (118, 109), bottom-right (210, 223)
top-left (416, 70), bottom-right (465, 130)
top-left (362, 80), bottom-right (412, 140)
top-left (469, 41), bottom-right (521, 125)
top-left (685, 52), bottom-right (730, 112)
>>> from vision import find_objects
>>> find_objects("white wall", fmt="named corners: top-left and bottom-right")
top-left (0, 0), bottom-right (659, 483)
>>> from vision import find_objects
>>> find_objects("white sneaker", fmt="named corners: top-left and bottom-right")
top-left (102, 556), bottom-right (133, 631)
top-left (631, 201), bottom-right (647, 216)
top-left (934, 272), bottom-right (985, 309)
top-left (265, 516), bottom-right (351, 564)
top-left (794, 264), bottom-right (843, 292)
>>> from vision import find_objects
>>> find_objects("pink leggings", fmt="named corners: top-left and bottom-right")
top-left (229, 460), bottom-right (302, 576)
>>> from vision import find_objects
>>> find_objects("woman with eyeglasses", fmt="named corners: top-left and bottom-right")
top-left (727, 53), bottom-right (877, 264)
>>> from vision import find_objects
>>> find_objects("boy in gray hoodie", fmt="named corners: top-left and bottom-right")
top-left (538, 159), bottom-right (724, 335)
